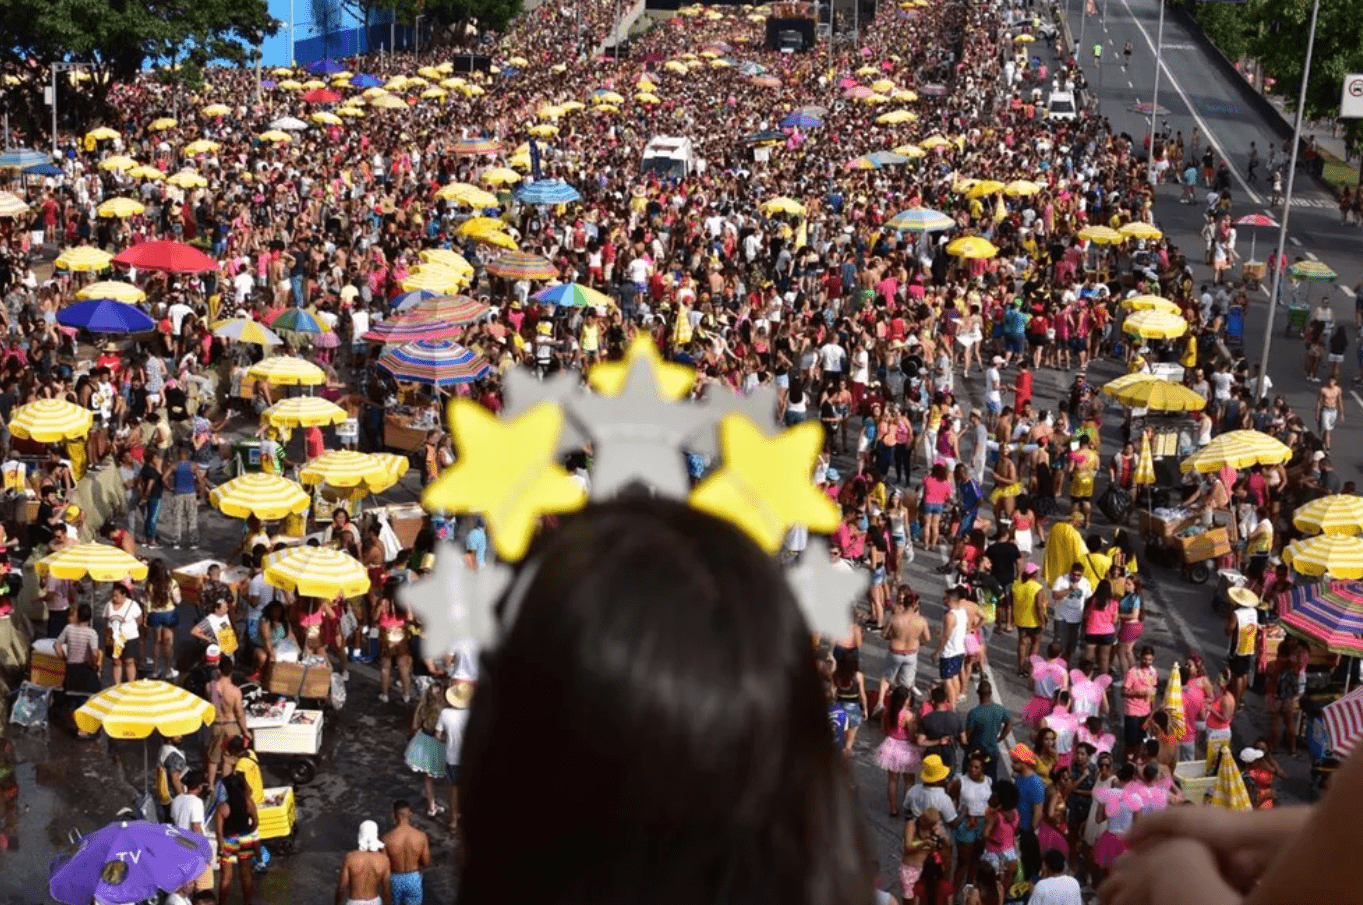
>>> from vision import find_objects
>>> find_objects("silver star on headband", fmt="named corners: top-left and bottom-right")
top-left (399, 541), bottom-right (514, 654)
top-left (686, 384), bottom-right (780, 458)
top-left (503, 367), bottom-right (588, 455)
top-left (566, 357), bottom-right (713, 499)
top-left (786, 537), bottom-right (869, 639)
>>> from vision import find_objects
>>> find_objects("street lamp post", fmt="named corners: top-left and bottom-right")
top-left (1257, 0), bottom-right (1321, 398)
top-left (414, 14), bottom-right (424, 57)
top-left (1144, 0), bottom-right (1166, 186)
top-left (49, 62), bottom-right (89, 156)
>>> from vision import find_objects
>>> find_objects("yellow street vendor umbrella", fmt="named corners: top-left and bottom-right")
top-left (371, 94), bottom-right (409, 109)
top-left (248, 356), bottom-right (326, 386)
top-left (263, 546), bottom-right (371, 599)
top-left (418, 248), bottom-right (474, 274)
top-left (97, 155), bottom-right (137, 172)
top-left (435, 183), bottom-right (498, 207)
top-left (1120, 221), bottom-right (1163, 241)
top-left (126, 165), bottom-right (164, 181)
top-left (1284, 535), bottom-right (1363, 579)
top-left (1161, 661), bottom-right (1186, 738)
top-left (311, 111), bottom-right (343, 126)
top-left (1111, 379), bottom-right (1206, 412)
top-left (455, 216), bottom-right (507, 237)
top-left (945, 236), bottom-right (998, 259)
top-left (263, 396), bottom-right (348, 428)
top-left (876, 109), bottom-right (917, 124)
top-left (402, 268), bottom-right (468, 293)
top-left (373, 452), bottom-right (411, 484)
top-left (209, 473), bottom-right (311, 520)
top-left (201, 104), bottom-right (231, 118)
top-left (75, 680), bottom-right (214, 740)
top-left (1293, 494), bottom-right (1363, 537)
top-left (9, 398), bottom-right (93, 442)
top-left (257, 130), bottom-right (292, 142)
top-left (277, 79), bottom-right (302, 90)
top-left (761, 197), bottom-right (806, 216)
top-left (1210, 745), bottom-right (1252, 810)
top-left (55, 246), bottom-right (114, 272)
top-left (1078, 225), bottom-right (1124, 245)
top-left (85, 127), bottom-right (120, 142)
top-left (76, 280), bottom-right (145, 303)
top-left (919, 134), bottom-right (952, 149)
top-left (593, 90), bottom-right (625, 104)
top-left (1102, 372), bottom-right (1158, 396)
top-left (148, 117), bottom-right (178, 132)
top-left (472, 230), bottom-right (519, 251)
top-left (966, 180), bottom-right (1005, 199)
top-left (528, 123), bottom-right (558, 137)
top-left (167, 170), bottom-right (208, 189)
top-left (634, 92), bottom-right (661, 104)
top-left (300, 449), bottom-right (393, 489)
top-left (184, 138), bottom-right (220, 154)
top-left (97, 197), bottom-right (146, 218)
top-left (479, 167), bottom-right (522, 186)
top-left (1180, 429), bottom-right (1292, 473)
top-left (1003, 179), bottom-right (1042, 197)
top-left (1122, 310), bottom-right (1187, 339)
top-left (37, 543), bottom-right (149, 582)
top-left (1121, 294), bottom-right (1180, 314)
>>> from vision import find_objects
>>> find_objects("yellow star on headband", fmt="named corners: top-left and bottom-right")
top-left (588, 334), bottom-right (694, 400)
top-left (423, 399), bottom-right (587, 561)
top-left (689, 417), bottom-right (840, 553)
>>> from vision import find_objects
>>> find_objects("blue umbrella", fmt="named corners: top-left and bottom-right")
top-left (307, 59), bottom-right (345, 75)
top-left (390, 288), bottom-right (441, 311)
top-left (0, 148), bottom-right (51, 170)
top-left (516, 179), bottom-right (581, 205)
top-left (261, 79), bottom-right (278, 89)
top-left (49, 819), bottom-right (212, 905)
top-left (743, 130), bottom-right (785, 145)
top-left (23, 163), bottom-right (63, 176)
top-left (866, 150), bottom-right (911, 166)
top-left (780, 112), bottom-right (823, 129)
top-left (56, 298), bottom-right (155, 333)
top-left (350, 73), bottom-right (381, 87)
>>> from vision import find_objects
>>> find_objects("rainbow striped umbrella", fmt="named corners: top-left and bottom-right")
top-left (533, 282), bottom-right (615, 308)
top-left (400, 295), bottom-right (489, 326)
top-left (378, 340), bottom-right (492, 387)
top-left (1278, 580), bottom-right (1363, 655)
top-left (885, 206), bottom-right (953, 232)
top-left (361, 312), bottom-right (463, 344)
top-left (265, 307), bottom-right (330, 335)
top-left (452, 136), bottom-right (502, 155)
top-left (485, 251), bottom-right (557, 281)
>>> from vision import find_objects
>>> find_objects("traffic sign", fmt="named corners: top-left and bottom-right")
top-left (1341, 74), bottom-right (1363, 119)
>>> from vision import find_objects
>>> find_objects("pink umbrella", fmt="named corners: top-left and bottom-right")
top-left (837, 76), bottom-right (859, 88)
top-left (844, 85), bottom-right (874, 99)
top-left (1234, 213), bottom-right (1278, 261)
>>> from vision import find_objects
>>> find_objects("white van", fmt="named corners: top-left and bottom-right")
top-left (642, 136), bottom-right (695, 178)
top-left (1047, 90), bottom-right (1078, 122)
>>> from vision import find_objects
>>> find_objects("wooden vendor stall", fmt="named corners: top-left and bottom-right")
top-left (384, 414), bottom-right (429, 453)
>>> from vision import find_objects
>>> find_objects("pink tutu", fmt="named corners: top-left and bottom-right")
top-left (1094, 830), bottom-right (1129, 869)
top-left (876, 736), bottom-right (923, 774)
top-left (1118, 621), bottom-right (1144, 644)
top-left (1037, 821), bottom-right (1069, 856)
top-left (1021, 694), bottom-right (1055, 725)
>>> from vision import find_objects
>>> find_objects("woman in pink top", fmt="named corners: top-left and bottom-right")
top-left (875, 686), bottom-right (922, 816)
top-left (1082, 579), bottom-right (1119, 678)
top-left (1121, 646), bottom-right (1158, 763)
top-left (982, 784), bottom-right (1019, 879)
top-left (1178, 653), bottom-right (1212, 762)
top-left (1023, 642), bottom-right (1070, 725)
top-left (919, 462), bottom-right (954, 551)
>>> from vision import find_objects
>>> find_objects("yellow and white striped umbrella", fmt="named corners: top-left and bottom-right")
top-left (74, 680), bottom-right (214, 739)
top-left (54, 246), bottom-right (114, 273)
top-left (1134, 431), bottom-right (1156, 487)
top-left (184, 138), bottom-right (220, 154)
top-left (1120, 221), bottom-right (1163, 241)
top-left (96, 197), bottom-right (146, 218)
top-left (8, 398), bottom-right (93, 442)
top-left (1122, 310), bottom-right (1187, 339)
top-left (209, 473), bottom-right (311, 520)
top-left (299, 450), bottom-right (391, 489)
top-left (247, 356), bottom-right (326, 386)
top-left (400, 268), bottom-right (467, 294)
top-left (1120, 294), bottom-right (1181, 314)
top-left (263, 396), bottom-right (348, 428)
top-left (1210, 744), bottom-right (1253, 811)
top-left (212, 317), bottom-right (283, 346)
top-left (36, 542), bottom-right (149, 582)
top-left (372, 452), bottom-right (411, 483)
top-left (1283, 535), bottom-right (1363, 579)
top-left (1180, 430), bottom-right (1292, 473)
top-left (1293, 494), bottom-right (1363, 537)
top-left (1112, 379), bottom-right (1206, 412)
top-left (167, 169), bottom-right (209, 188)
top-left (1161, 661), bottom-right (1186, 737)
top-left (1077, 225), bottom-right (1124, 245)
top-left (417, 248), bottom-right (474, 275)
top-left (263, 546), bottom-right (370, 599)
top-left (97, 155), bottom-right (137, 172)
top-left (76, 280), bottom-right (145, 303)
top-left (0, 191), bottom-right (28, 218)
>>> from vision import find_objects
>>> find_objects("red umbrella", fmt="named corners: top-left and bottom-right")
top-left (113, 240), bottom-right (218, 273)
top-left (302, 88), bottom-right (342, 104)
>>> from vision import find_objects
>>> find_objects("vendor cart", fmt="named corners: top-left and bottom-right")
top-left (257, 786), bottom-right (299, 853)
top-left (1240, 260), bottom-right (1266, 290)
top-left (1176, 527), bottom-right (1233, 584)
top-left (245, 697), bottom-right (325, 785)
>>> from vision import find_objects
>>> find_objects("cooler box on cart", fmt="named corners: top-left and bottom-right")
top-left (253, 709), bottom-right (324, 756)
top-left (257, 786), bottom-right (297, 841)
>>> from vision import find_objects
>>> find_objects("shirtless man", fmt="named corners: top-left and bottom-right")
top-left (336, 820), bottom-right (392, 905)
top-left (875, 586), bottom-right (932, 713)
top-left (206, 655), bottom-right (249, 790)
top-left (382, 801), bottom-right (431, 905)
top-left (1317, 376), bottom-right (1345, 451)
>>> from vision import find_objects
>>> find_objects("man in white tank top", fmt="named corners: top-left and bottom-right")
top-left (934, 587), bottom-right (970, 706)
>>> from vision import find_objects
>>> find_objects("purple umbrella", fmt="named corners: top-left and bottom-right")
top-left (920, 83), bottom-right (948, 96)
top-left (50, 820), bottom-right (212, 905)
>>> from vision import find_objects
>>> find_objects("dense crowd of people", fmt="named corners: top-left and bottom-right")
top-left (3, 0), bottom-right (1359, 901)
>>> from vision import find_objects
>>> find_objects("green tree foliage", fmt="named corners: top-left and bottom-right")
top-left (1190, 0), bottom-right (1258, 62)
top-left (0, 0), bottom-right (277, 135)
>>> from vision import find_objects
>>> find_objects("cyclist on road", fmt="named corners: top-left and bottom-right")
top-left (1123, 40), bottom-right (1132, 68)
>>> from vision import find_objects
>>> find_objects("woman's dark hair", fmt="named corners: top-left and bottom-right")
top-left (263, 601), bottom-right (285, 625)
top-left (459, 498), bottom-right (871, 905)
top-left (1141, 761), bottom-right (1161, 783)
top-left (1090, 579), bottom-right (1113, 611)
top-left (993, 779), bottom-right (1019, 811)
top-left (1117, 762), bottom-right (1139, 783)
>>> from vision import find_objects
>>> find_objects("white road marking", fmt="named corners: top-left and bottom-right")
top-left (1115, 0), bottom-right (1264, 206)
top-left (1352, 391), bottom-right (1363, 409)
top-left (1289, 236), bottom-right (1303, 246)
top-left (1128, 80), bottom-right (1134, 88)
top-left (1339, 285), bottom-right (1355, 297)
top-left (1308, 251), bottom-right (1320, 261)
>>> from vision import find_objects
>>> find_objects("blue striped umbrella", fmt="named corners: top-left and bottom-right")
top-left (377, 340), bottom-right (492, 387)
top-left (57, 298), bottom-right (155, 333)
top-left (390, 289), bottom-right (441, 311)
top-left (266, 307), bottom-right (329, 334)
top-left (1279, 580), bottom-right (1363, 656)
top-left (884, 206), bottom-right (954, 232)
top-left (516, 179), bottom-right (581, 205)
top-left (0, 148), bottom-right (50, 170)
top-left (780, 112), bottom-right (823, 129)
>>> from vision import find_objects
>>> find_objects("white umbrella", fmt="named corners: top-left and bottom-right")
top-left (269, 116), bottom-right (309, 131)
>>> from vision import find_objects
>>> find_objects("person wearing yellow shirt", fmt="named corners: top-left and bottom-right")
top-left (1245, 505), bottom-right (1274, 574)
top-left (580, 311), bottom-right (601, 365)
top-left (1012, 562), bottom-right (1048, 676)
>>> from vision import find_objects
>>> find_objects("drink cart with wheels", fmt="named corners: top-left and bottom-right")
top-left (244, 691), bottom-right (326, 785)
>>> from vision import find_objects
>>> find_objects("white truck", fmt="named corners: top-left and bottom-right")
top-left (642, 136), bottom-right (695, 178)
